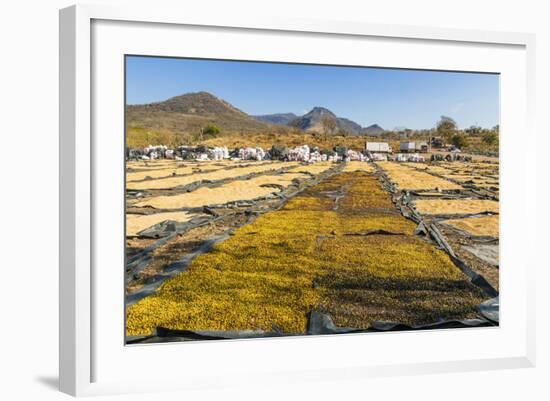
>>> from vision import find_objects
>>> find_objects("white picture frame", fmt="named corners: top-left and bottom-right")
top-left (59, 4), bottom-right (536, 397)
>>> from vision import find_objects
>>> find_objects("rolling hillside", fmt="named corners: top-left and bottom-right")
top-left (126, 91), bottom-right (385, 148)
top-left (126, 91), bottom-right (281, 135)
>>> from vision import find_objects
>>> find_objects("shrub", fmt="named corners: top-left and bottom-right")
top-left (451, 133), bottom-right (469, 149)
top-left (482, 131), bottom-right (499, 146)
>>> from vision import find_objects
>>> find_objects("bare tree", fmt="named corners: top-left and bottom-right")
top-left (321, 115), bottom-right (337, 142)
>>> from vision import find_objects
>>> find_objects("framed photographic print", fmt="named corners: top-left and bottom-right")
top-left (59, 4), bottom-right (536, 396)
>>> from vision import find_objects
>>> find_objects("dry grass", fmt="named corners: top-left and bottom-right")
top-left (338, 174), bottom-right (397, 212)
top-left (286, 162), bottom-right (335, 175)
top-left (422, 165), bottom-right (458, 175)
top-left (127, 162), bottom-right (297, 190)
top-left (442, 174), bottom-right (485, 181)
top-left (377, 162), bottom-right (463, 190)
top-left (404, 161), bottom-right (500, 191)
top-left (127, 172), bottom-right (484, 336)
top-left (440, 162), bottom-right (499, 174)
top-left (440, 175), bottom-right (499, 190)
top-left (413, 199), bottom-right (499, 215)
top-left (127, 160), bottom-right (181, 169)
top-left (127, 161), bottom-right (276, 182)
top-left (126, 165), bottom-right (227, 182)
top-left (134, 172), bottom-right (307, 209)
top-left (341, 161), bottom-right (375, 173)
top-left (471, 182), bottom-right (500, 189)
top-left (282, 196), bottom-right (335, 211)
top-left (406, 162), bottom-right (499, 187)
top-left (442, 215), bottom-right (499, 237)
top-left (316, 235), bottom-right (484, 327)
top-left (200, 131), bottom-right (369, 151)
top-left (126, 211), bottom-right (197, 236)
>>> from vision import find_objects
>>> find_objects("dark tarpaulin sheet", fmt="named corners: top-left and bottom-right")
top-left (305, 310), bottom-right (495, 335)
top-left (127, 303), bottom-right (498, 344)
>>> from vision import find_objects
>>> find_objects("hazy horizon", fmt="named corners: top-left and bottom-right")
top-left (126, 56), bottom-right (500, 130)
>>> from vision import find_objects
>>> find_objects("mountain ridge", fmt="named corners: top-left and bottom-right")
top-left (126, 91), bottom-right (384, 137)
top-left (362, 124), bottom-right (385, 136)
top-left (126, 91), bottom-right (277, 135)
top-left (289, 107), bottom-right (369, 135)
top-left (254, 113), bottom-right (298, 126)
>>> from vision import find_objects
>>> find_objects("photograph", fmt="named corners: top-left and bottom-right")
top-left (1, 0), bottom-right (544, 398)
top-left (124, 56), bottom-right (500, 343)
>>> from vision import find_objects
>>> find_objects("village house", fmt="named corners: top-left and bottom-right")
top-left (365, 141), bottom-right (391, 153)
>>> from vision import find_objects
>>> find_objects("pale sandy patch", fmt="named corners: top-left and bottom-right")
top-left (413, 199), bottom-right (499, 215)
top-left (126, 211), bottom-right (196, 236)
top-left (127, 162), bottom-right (298, 190)
top-left (135, 172), bottom-right (307, 209)
top-left (424, 166), bottom-right (456, 174)
top-left (442, 215), bottom-right (499, 237)
top-left (377, 162), bottom-right (462, 190)
top-left (286, 162), bottom-right (335, 175)
top-left (127, 160), bottom-right (181, 169)
top-left (126, 165), bottom-right (225, 182)
top-left (342, 161), bottom-right (374, 173)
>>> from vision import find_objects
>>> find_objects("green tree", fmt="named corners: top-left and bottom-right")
top-left (197, 124), bottom-right (221, 142)
top-left (451, 133), bottom-right (469, 149)
top-left (465, 125), bottom-right (482, 135)
top-left (436, 116), bottom-right (457, 139)
top-left (482, 131), bottom-right (499, 146)
top-left (203, 124), bottom-right (220, 137)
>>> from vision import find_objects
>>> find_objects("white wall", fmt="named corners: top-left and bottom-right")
top-left (0, 1), bottom-right (547, 400)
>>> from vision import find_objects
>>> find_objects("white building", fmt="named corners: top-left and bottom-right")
top-left (365, 142), bottom-right (391, 153)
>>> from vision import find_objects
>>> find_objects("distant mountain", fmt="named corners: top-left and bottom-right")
top-left (254, 113), bottom-right (298, 126)
top-left (289, 107), bottom-right (365, 135)
top-left (362, 124), bottom-right (385, 136)
top-left (338, 117), bottom-right (364, 135)
top-left (126, 91), bottom-right (278, 134)
top-left (126, 92), bottom-right (382, 139)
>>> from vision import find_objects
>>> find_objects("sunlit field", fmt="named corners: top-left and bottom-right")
top-left (125, 158), bottom-right (498, 340)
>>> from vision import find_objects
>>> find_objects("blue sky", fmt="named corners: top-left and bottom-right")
top-left (126, 56), bottom-right (499, 130)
